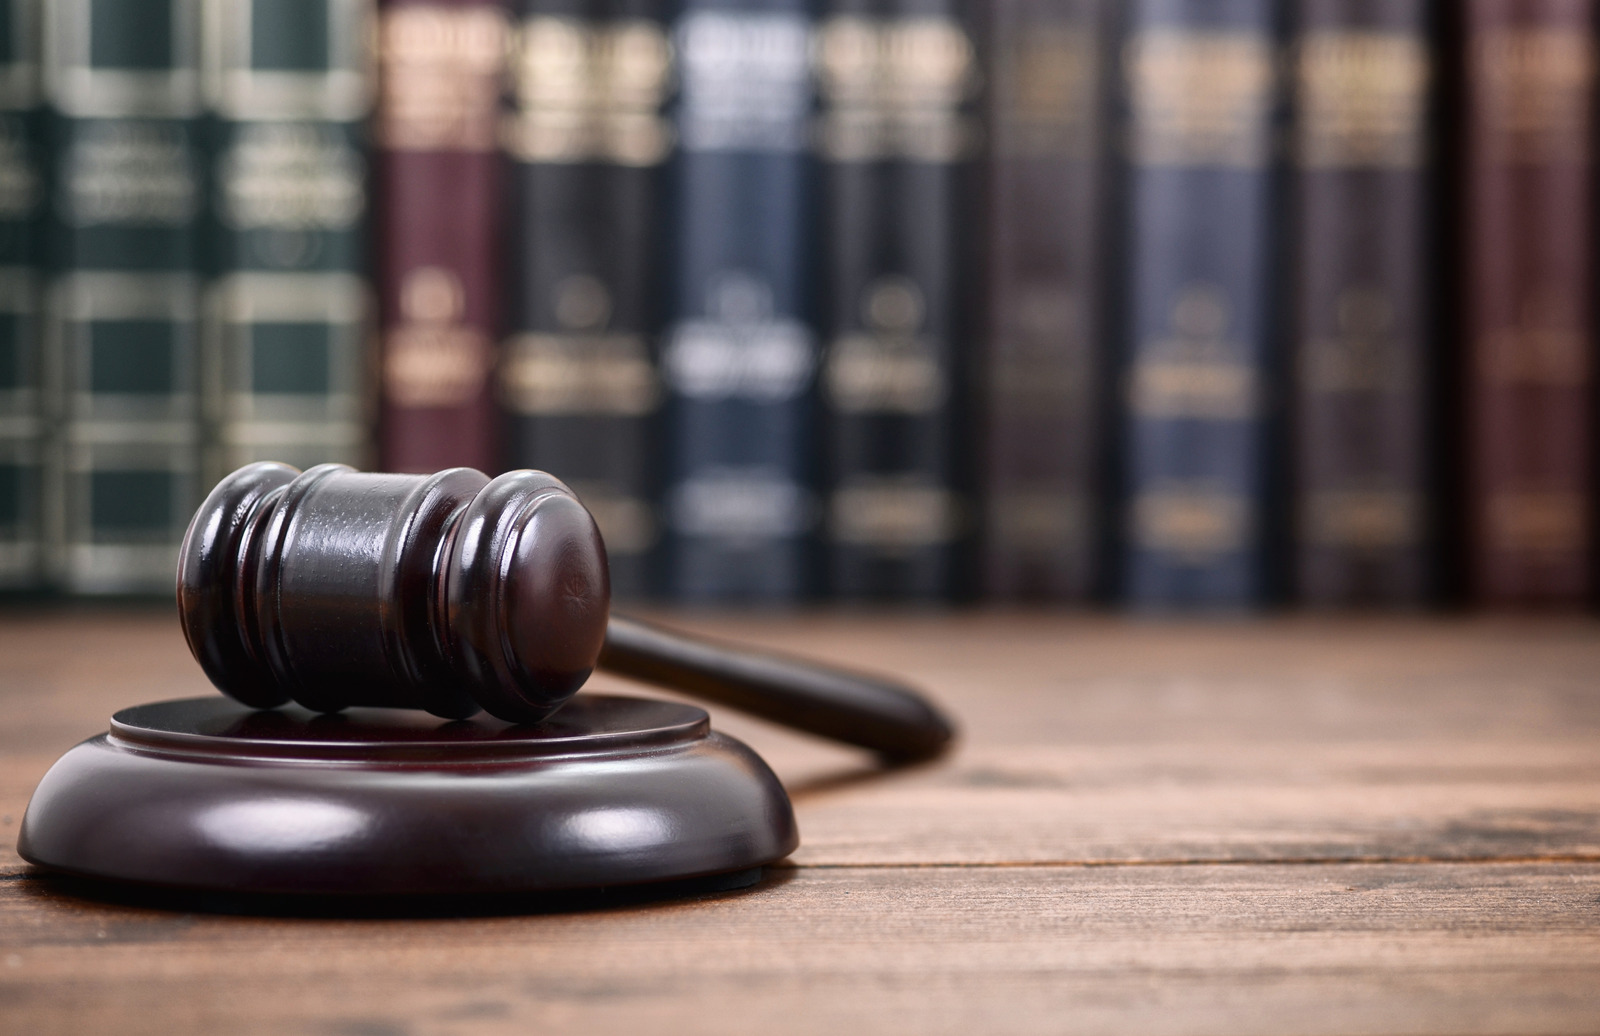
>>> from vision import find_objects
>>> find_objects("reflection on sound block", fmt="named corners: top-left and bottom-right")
top-left (18, 695), bottom-right (798, 905)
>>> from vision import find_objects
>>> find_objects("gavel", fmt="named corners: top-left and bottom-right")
top-left (178, 463), bottom-right (955, 761)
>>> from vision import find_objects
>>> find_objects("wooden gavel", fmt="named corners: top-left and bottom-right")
top-left (177, 463), bottom-right (954, 760)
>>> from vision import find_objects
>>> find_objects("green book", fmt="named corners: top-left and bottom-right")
top-left (42, 0), bottom-right (205, 594)
top-left (0, 0), bottom-right (41, 590)
top-left (202, 0), bottom-right (372, 483)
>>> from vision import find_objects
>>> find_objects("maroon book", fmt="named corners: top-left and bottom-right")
top-left (978, 0), bottom-right (1108, 600)
top-left (1461, 0), bottom-right (1595, 606)
top-left (375, 0), bottom-right (506, 473)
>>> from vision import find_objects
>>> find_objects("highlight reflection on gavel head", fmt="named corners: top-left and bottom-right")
top-left (178, 462), bottom-right (612, 724)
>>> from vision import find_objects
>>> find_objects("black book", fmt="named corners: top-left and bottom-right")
top-left (501, 0), bottom-right (670, 599)
top-left (816, 0), bottom-right (979, 599)
top-left (1289, 0), bottom-right (1433, 605)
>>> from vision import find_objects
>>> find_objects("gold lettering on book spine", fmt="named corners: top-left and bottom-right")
top-left (564, 482), bottom-right (658, 553)
top-left (994, 26), bottom-right (1095, 159)
top-left (1473, 28), bottom-right (1596, 166)
top-left (217, 124), bottom-right (365, 231)
top-left (1477, 288), bottom-right (1591, 387)
top-left (1302, 287), bottom-right (1413, 395)
top-left (988, 491), bottom-right (1088, 552)
top-left (499, 334), bottom-right (658, 415)
top-left (383, 267), bottom-right (492, 407)
top-left (990, 287), bottom-right (1089, 418)
top-left (1303, 490), bottom-right (1418, 549)
top-left (1486, 491), bottom-right (1587, 554)
top-left (504, 17), bottom-right (672, 166)
top-left (1295, 31), bottom-right (1427, 168)
top-left (824, 277), bottom-right (945, 414)
top-left (814, 16), bottom-right (978, 163)
top-left (378, 6), bottom-right (508, 152)
top-left (0, 116), bottom-right (39, 218)
top-left (499, 275), bottom-right (659, 416)
top-left (1125, 30), bottom-right (1274, 168)
top-left (830, 477), bottom-right (961, 548)
top-left (1129, 286), bottom-right (1257, 420)
top-left (1133, 485), bottom-right (1250, 559)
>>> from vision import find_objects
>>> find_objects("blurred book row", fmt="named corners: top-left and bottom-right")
top-left (0, 0), bottom-right (1595, 609)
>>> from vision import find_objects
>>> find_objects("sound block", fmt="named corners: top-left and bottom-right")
top-left (18, 694), bottom-right (799, 898)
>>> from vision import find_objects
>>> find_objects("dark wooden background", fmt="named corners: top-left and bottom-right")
top-left (3, 610), bottom-right (1599, 1033)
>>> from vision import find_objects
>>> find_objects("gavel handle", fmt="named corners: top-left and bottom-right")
top-left (598, 615), bottom-right (955, 761)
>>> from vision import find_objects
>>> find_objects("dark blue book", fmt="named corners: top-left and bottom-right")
top-left (201, 0), bottom-right (374, 487)
top-left (815, 0), bottom-right (978, 600)
top-left (502, 0), bottom-right (670, 599)
top-left (1117, 0), bottom-right (1279, 608)
top-left (661, 0), bottom-right (816, 600)
top-left (0, 0), bottom-right (41, 591)
top-left (42, 0), bottom-right (205, 594)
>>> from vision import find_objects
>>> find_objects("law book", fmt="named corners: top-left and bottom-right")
top-left (501, 0), bottom-right (669, 598)
top-left (0, 0), bottom-right (41, 591)
top-left (374, 0), bottom-right (505, 473)
top-left (201, 0), bottom-right (374, 488)
top-left (660, 0), bottom-right (816, 600)
top-left (42, 0), bottom-right (206, 594)
top-left (1289, 0), bottom-right (1432, 605)
top-left (1116, 0), bottom-right (1279, 609)
top-left (815, 0), bottom-right (978, 601)
top-left (1460, 0), bottom-right (1594, 606)
top-left (978, 0), bottom-right (1107, 600)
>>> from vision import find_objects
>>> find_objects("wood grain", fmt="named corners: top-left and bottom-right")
top-left (2, 864), bottom-right (1599, 1035)
top-left (3, 610), bottom-right (1600, 1033)
top-left (787, 739), bottom-right (1600, 865)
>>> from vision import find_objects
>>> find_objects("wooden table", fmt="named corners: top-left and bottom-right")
top-left (3, 610), bottom-right (1599, 1034)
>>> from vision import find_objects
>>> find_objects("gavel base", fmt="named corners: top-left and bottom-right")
top-left (18, 695), bottom-right (798, 902)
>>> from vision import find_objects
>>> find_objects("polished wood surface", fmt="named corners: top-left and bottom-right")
top-left (4, 611), bottom-right (1600, 1033)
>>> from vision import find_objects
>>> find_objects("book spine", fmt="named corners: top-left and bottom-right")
top-left (1290, 0), bottom-right (1432, 605)
top-left (202, 0), bottom-right (375, 487)
top-left (42, 0), bottom-right (206, 594)
top-left (501, 0), bottom-right (669, 598)
top-left (374, 0), bottom-right (504, 473)
top-left (1462, 0), bottom-right (1594, 606)
top-left (1117, 0), bottom-right (1278, 608)
top-left (816, 0), bottom-right (978, 600)
top-left (661, 0), bottom-right (816, 600)
top-left (978, 0), bottom-right (1106, 600)
top-left (0, 0), bottom-right (41, 590)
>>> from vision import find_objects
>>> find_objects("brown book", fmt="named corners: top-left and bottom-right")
top-left (375, 0), bottom-right (506, 473)
top-left (1290, 0), bottom-right (1433, 605)
top-left (1461, 0), bottom-right (1595, 606)
top-left (978, 0), bottom-right (1107, 600)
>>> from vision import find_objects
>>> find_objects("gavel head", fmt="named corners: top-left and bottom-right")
top-left (177, 463), bottom-right (611, 723)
